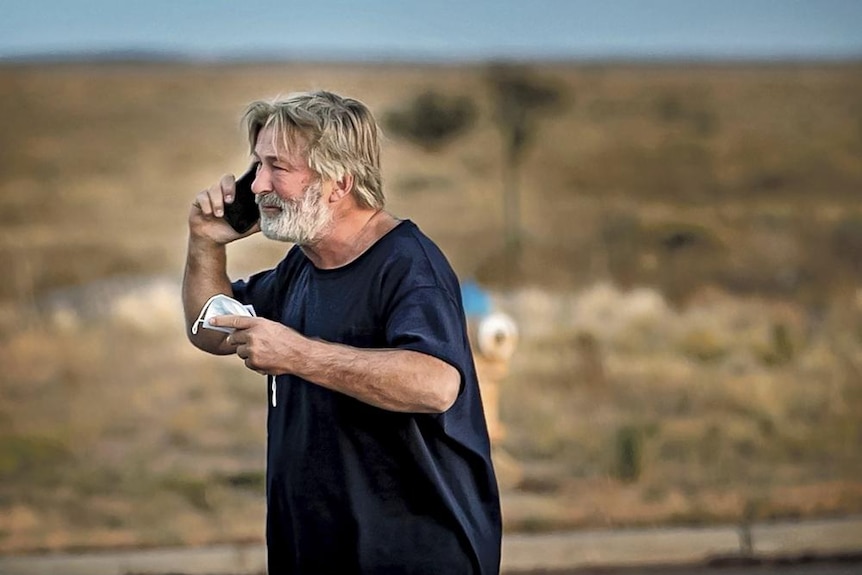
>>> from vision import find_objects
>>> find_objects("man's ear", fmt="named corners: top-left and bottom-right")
top-left (328, 174), bottom-right (354, 203)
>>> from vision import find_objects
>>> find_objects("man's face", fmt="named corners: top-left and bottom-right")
top-left (251, 125), bottom-right (333, 244)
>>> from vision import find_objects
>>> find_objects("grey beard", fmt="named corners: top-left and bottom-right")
top-left (257, 182), bottom-right (332, 244)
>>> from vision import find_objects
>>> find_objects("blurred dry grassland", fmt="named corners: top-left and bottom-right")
top-left (0, 61), bottom-right (861, 552)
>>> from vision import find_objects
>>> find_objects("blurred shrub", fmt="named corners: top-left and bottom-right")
top-left (602, 212), bottom-right (643, 289)
top-left (219, 470), bottom-right (265, 492)
top-left (613, 426), bottom-right (643, 483)
top-left (650, 221), bottom-right (721, 254)
top-left (678, 327), bottom-right (730, 363)
top-left (614, 219), bottom-right (727, 304)
top-left (392, 173), bottom-right (453, 195)
top-left (160, 475), bottom-right (212, 511)
top-left (653, 91), bottom-right (717, 137)
top-left (768, 323), bottom-right (795, 365)
top-left (830, 214), bottom-right (862, 277)
top-left (382, 91), bottom-right (477, 152)
top-left (659, 225), bottom-right (724, 304)
top-left (574, 331), bottom-right (606, 389)
top-left (0, 434), bottom-right (69, 481)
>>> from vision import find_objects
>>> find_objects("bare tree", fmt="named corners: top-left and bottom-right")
top-left (486, 64), bottom-right (566, 253)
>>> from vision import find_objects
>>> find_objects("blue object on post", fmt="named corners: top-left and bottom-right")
top-left (461, 280), bottom-right (492, 318)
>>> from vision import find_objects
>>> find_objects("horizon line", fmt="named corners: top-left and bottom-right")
top-left (2, 46), bottom-right (861, 66)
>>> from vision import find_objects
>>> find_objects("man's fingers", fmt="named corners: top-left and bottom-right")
top-left (209, 314), bottom-right (258, 330)
top-left (220, 173), bottom-right (237, 204)
top-left (194, 191), bottom-right (214, 215)
top-left (207, 184), bottom-right (226, 217)
top-left (198, 174), bottom-right (236, 219)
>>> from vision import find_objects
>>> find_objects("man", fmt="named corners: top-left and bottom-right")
top-left (183, 90), bottom-right (502, 574)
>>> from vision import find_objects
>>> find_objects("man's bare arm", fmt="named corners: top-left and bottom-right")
top-left (214, 315), bottom-right (461, 413)
top-left (182, 174), bottom-right (259, 355)
top-left (182, 236), bottom-right (234, 355)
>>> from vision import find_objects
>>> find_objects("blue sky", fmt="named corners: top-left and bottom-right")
top-left (1, 0), bottom-right (860, 61)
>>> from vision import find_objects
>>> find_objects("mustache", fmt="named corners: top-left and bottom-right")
top-left (256, 193), bottom-right (286, 208)
top-left (256, 183), bottom-right (320, 209)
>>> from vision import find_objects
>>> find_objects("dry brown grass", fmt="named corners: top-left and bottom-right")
top-left (0, 60), bottom-right (861, 552)
top-left (497, 285), bottom-right (862, 531)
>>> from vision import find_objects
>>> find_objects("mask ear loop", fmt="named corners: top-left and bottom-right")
top-left (191, 303), bottom-right (210, 335)
top-left (190, 293), bottom-right (224, 335)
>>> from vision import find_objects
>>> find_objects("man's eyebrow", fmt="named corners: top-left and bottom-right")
top-left (253, 152), bottom-right (281, 163)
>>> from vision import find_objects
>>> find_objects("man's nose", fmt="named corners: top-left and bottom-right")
top-left (250, 165), bottom-right (269, 195)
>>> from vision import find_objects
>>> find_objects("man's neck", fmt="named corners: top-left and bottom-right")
top-left (300, 208), bottom-right (398, 269)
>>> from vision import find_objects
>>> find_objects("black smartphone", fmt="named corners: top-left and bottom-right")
top-left (223, 163), bottom-right (260, 234)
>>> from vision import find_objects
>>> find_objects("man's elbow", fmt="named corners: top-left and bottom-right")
top-left (187, 330), bottom-right (233, 356)
top-left (429, 365), bottom-right (461, 413)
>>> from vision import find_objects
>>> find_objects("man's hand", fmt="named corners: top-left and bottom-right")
top-left (189, 174), bottom-right (260, 245)
top-left (210, 315), bottom-right (303, 375)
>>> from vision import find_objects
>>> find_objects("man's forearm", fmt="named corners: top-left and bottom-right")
top-left (290, 339), bottom-right (460, 414)
top-left (182, 236), bottom-right (233, 354)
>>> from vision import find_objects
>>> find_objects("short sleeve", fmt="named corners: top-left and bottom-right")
top-left (231, 246), bottom-right (304, 321)
top-left (232, 269), bottom-right (279, 320)
top-left (386, 285), bottom-right (469, 381)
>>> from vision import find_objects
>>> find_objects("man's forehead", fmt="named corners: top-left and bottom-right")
top-left (254, 124), bottom-right (307, 160)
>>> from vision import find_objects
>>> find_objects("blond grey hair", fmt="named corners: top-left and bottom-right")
top-left (243, 91), bottom-right (384, 210)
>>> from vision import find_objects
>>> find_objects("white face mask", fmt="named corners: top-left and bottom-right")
top-left (191, 294), bottom-right (256, 335)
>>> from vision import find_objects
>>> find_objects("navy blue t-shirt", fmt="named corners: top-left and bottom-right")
top-left (232, 220), bottom-right (502, 575)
